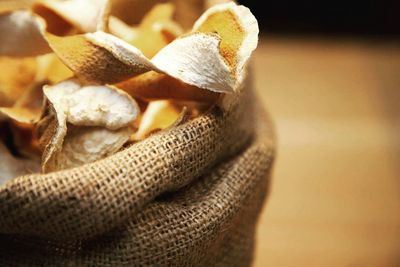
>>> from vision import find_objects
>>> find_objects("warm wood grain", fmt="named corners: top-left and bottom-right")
top-left (253, 36), bottom-right (400, 267)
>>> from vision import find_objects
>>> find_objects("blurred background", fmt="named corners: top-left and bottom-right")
top-left (236, 0), bottom-right (400, 266)
top-left (241, 0), bottom-right (399, 36)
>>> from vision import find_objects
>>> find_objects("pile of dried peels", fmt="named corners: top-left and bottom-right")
top-left (0, 0), bottom-right (258, 183)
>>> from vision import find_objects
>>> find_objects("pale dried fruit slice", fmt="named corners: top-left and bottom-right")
top-left (45, 125), bottom-right (131, 172)
top-left (0, 142), bottom-right (40, 185)
top-left (43, 78), bottom-right (139, 130)
top-left (151, 32), bottom-right (234, 93)
top-left (40, 78), bottom-right (139, 172)
top-left (193, 2), bottom-right (259, 85)
top-left (154, 1), bottom-right (259, 92)
top-left (0, 81), bottom-right (45, 124)
top-left (0, 10), bottom-right (50, 56)
top-left (134, 100), bottom-right (181, 140)
top-left (33, 0), bottom-right (110, 33)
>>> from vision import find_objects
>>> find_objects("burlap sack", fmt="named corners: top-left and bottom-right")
top-left (0, 79), bottom-right (275, 266)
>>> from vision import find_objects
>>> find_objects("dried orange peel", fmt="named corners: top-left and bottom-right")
top-left (0, 2), bottom-right (258, 93)
top-left (32, 0), bottom-right (110, 33)
top-left (0, 1), bottom-right (259, 174)
top-left (0, 10), bottom-right (50, 56)
top-left (134, 100), bottom-right (181, 140)
top-left (47, 2), bottom-right (258, 93)
top-left (40, 79), bottom-right (139, 172)
top-left (109, 3), bottom-right (184, 58)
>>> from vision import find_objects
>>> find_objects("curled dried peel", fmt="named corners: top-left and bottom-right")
top-left (47, 31), bottom-right (233, 92)
top-left (0, 0), bottom-right (110, 57)
top-left (134, 100), bottom-right (181, 140)
top-left (109, 4), bottom-right (183, 58)
top-left (0, 10), bottom-right (50, 56)
top-left (33, 0), bottom-right (110, 33)
top-left (45, 32), bottom-right (157, 84)
top-left (47, 30), bottom-right (230, 92)
top-left (44, 79), bottom-right (139, 130)
top-left (152, 32), bottom-right (234, 93)
top-left (128, 3), bottom-right (183, 58)
top-left (40, 78), bottom-right (139, 172)
top-left (45, 2), bottom-right (258, 93)
top-left (45, 125), bottom-right (131, 172)
top-left (193, 2), bottom-right (259, 85)
top-left (0, 142), bottom-right (40, 185)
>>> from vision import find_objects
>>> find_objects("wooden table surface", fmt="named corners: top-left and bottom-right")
top-left (252, 36), bottom-right (400, 267)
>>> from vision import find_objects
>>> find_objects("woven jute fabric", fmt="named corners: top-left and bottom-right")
top-left (0, 82), bottom-right (275, 266)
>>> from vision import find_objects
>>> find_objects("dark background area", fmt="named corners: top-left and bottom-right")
top-left (238, 0), bottom-right (400, 36)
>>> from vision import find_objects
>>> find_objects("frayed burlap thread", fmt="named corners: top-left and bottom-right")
top-left (0, 85), bottom-right (275, 266)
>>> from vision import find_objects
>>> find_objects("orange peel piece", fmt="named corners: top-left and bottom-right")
top-left (128, 3), bottom-right (183, 58)
top-left (43, 78), bottom-right (139, 130)
top-left (43, 2), bottom-right (258, 93)
top-left (0, 2), bottom-right (258, 94)
top-left (134, 100), bottom-right (181, 140)
top-left (33, 0), bottom-right (110, 33)
top-left (45, 32), bottom-right (157, 84)
top-left (193, 2), bottom-right (259, 85)
top-left (0, 0), bottom-right (110, 56)
top-left (45, 125), bottom-right (132, 172)
top-left (0, 10), bottom-right (50, 56)
top-left (109, 3), bottom-right (183, 58)
top-left (40, 78), bottom-right (139, 173)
